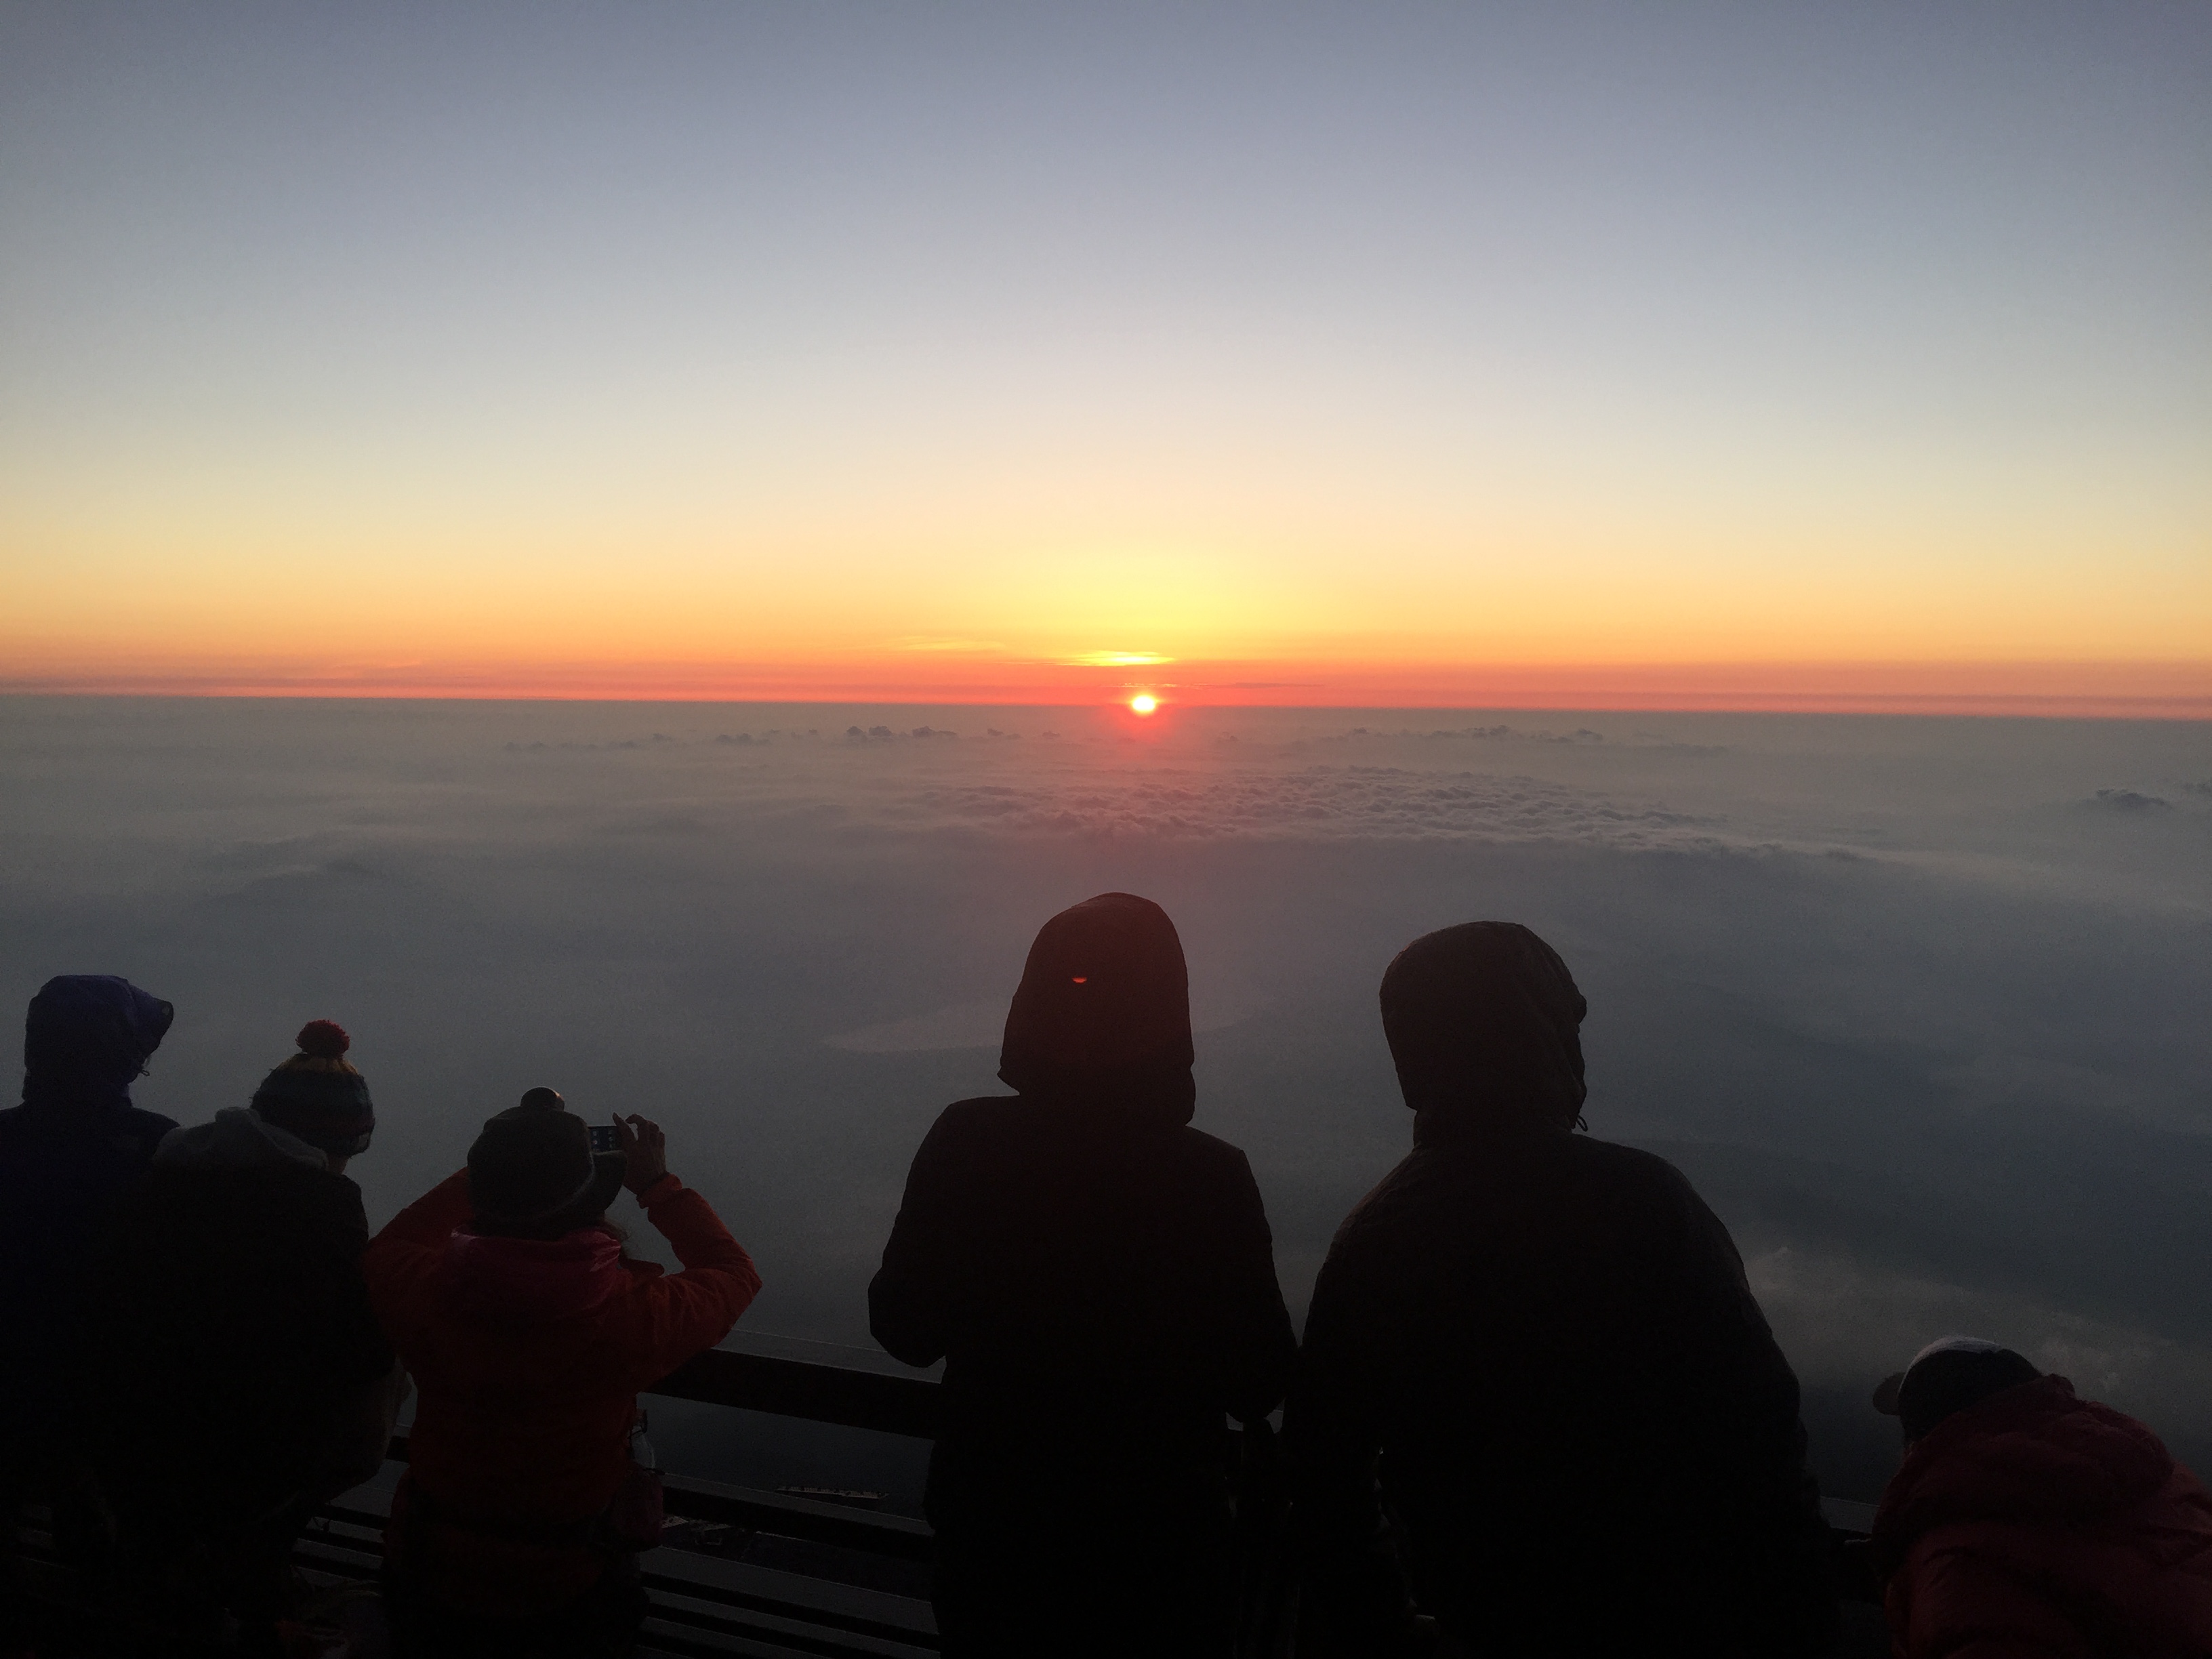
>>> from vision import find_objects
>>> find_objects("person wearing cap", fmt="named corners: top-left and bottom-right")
top-left (1868, 1336), bottom-right (2212, 1658)
top-left (869, 893), bottom-right (1297, 1659)
top-left (365, 1088), bottom-right (760, 1655)
top-left (75, 1018), bottom-right (403, 1632)
top-left (1286, 922), bottom-right (1835, 1658)
top-left (0, 976), bottom-right (177, 1636)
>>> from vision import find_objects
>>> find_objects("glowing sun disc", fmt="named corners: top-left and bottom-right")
top-left (1129, 694), bottom-right (1159, 715)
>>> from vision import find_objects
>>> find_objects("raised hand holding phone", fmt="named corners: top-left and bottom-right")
top-left (614, 1113), bottom-right (668, 1194)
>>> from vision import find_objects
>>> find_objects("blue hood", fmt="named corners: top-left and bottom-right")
top-left (20, 975), bottom-right (174, 1120)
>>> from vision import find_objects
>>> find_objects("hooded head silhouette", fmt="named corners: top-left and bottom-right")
top-left (1380, 921), bottom-right (1587, 1131)
top-left (20, 975), bottom-right (175, 1122)
top-left (998, 893), bottom-right (1196, 1126)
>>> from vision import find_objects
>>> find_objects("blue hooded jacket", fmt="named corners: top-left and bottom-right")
top-left (0, 976), bottom-right (178, 1424)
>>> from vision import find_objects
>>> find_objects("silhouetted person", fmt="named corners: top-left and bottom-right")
top-left (366, 1091), bottom-right (759, 1658)
top-left (0, 975), bottom-right (175, 1613)
top-left (77, 1019), bottom-right (403, 1635)
top-left (870, 892), bottom-right (1296, 1659)
top-left (1869, 1336), bottom-right (2212, 1658)
top-left (1287, 922), bottom-right (1833, 1657)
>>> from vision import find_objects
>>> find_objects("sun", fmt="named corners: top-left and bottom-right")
top-left (1129, 693), bottom-right (1158, 716)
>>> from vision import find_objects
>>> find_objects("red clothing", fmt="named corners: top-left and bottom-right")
top-left (363, 1169), bottom-right (759, 1609)
top-left (1872, 1376), bottom-right (2212, 1659)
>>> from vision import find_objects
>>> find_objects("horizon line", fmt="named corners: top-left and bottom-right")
top-left (6, 657), bottom-right (2207, 719)
top-left (5, 690), bottom-right (2207, 722)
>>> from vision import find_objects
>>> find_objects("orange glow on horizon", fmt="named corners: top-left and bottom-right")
top-left (1, 649), bottom-right (2204, 719)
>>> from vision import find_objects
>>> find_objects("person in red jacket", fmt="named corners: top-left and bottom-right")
top-left (1870, 1336), bottom-right (2212, 1659)
top-left (365, 1088), bottom-right (760, 1658)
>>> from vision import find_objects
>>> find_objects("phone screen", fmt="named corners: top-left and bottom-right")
top-left (588, 1124), bottom-right (619, 1153)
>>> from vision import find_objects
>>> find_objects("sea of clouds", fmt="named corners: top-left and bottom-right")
top-left (2, 696), bottom-right (2205, 1506)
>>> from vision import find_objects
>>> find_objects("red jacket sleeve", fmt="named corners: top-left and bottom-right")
top-left (363, 1170), bottom-right (473, 1349)
top-left (1890, 1534), bottom-right (2097, 1659)
top-left (611, 1174), bottom-right (761, 1387)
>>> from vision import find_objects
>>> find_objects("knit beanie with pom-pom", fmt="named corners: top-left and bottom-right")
top-left (251, 1019), bottom-right (375, 1157)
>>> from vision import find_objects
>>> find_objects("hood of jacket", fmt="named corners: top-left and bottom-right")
top-left (1871, 1376), bottom-right (2175, 1574)
top-left (1380, 922), bottom-right (1587, 1131)
top-left (156, 1105), bottom-right (331, 1172)
top-left (442, 1225), bottom-right (628, 1324)
top-left (20, 975), bottom-right (174, 1123)
top-left (998, 892), bottom-right (1195, 1128)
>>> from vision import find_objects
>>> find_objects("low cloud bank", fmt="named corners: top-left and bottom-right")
top-left (1, 695), bottom-right (2205, 1502)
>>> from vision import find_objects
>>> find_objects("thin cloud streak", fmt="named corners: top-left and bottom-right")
top-left (3, 659), bottom-right (2205, 719)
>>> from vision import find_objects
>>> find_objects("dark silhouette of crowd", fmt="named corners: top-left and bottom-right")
top-left (5, 903), bottom-right (2210, 1659)
top-left (1, 990), bottom-right (758, 1659)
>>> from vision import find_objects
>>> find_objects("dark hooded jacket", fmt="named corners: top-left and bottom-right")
top-left (1286, 924), bottom-right (1832, 1658)
top-left (869, 892), bottom-right (1296, 1524)
top-left (77, 1105), bottom-right (396, 1540)
top-left (1872, 1376), bottom-right (2212, 1659)
top-left (0, 977), bottom-right (177, 1436)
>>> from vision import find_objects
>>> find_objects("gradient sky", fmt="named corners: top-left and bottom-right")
top-left (3, 2), bottom-right (2207, 708)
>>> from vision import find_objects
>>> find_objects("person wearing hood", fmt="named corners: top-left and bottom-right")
top-left (1868, 1336), bottom-right (2212, 1658)
top-left (0, 977), bottom-right (176, 1432)
top-left (75, 1019), bottom-right (404, 1631)
top-left (1285, 922), bottom-right (1834, 1658)
top-left (0, 976), bottom-right (175, 1624)
top-left (869, 892), bottom-right (1297, 1659)
top-left (364, 1088), bottom-right (760, 1656)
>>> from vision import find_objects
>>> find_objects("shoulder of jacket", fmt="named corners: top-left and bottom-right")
top-left (1569, 1135), bottom-right (1704, 1198)
top-left (1174, 1123), bottom-right (1249, 1161)
top-left (261, 1158), bottom-right (359, 1197)
top-left (312, 1166), bottom-right (372, 1220)
top-left (928, 1095), bottom-right (1024, 1135)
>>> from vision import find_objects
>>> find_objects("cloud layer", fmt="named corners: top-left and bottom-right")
top-left (2, 695), bottom-right (2205, 1499)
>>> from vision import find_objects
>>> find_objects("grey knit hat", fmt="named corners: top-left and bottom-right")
top-left (466, 1086), bottom-right (626, 1235)
top-left (251, 1019), bottom-right (375, 1158)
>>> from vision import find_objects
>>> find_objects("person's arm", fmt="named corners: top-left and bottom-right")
top-left (1286, 1242), bottom-right (1416, 1656)
top-left (362, 1169), bottom-right (472, 1334)
top-left (369, 1169), bottom-right (473, 1253)
top-left (306, 1358), bottom-right (412, 1500)
top-left (867, 1107), bottom-right (965, 1368)
top-left (1890, 1538), bottom-right (2094, 1659)
top-left (1660, 1172), bottom-right (1835, 1654)
top-left (612, 1115), bottom-right (761, 1381)
top-left (1213, 1148), bottom-right (1298, 1423)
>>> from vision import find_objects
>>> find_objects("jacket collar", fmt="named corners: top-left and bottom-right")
top-left (155, 1106), bottom-right (330, 1172)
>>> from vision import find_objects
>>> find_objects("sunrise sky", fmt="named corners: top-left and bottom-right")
top-left (3, 3), bottom-right (2206, 713)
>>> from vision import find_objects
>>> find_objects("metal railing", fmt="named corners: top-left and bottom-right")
top-left (19, 1340), bottom-right (1882, 1659)
top-left (369, 1341), bottom-right (948, 1656)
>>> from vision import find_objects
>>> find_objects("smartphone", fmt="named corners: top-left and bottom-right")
top-left (588, 1124), bottom-right (620, 1153)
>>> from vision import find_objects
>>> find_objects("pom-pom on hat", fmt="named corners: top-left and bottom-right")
top-left (251, 1019), bottom-right (375, 1158)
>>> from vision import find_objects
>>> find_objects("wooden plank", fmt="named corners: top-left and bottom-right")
top-left (337, 1460), bottom-right (934, 1563)
top-left (642, 1583), bottom-right (936, 1658)
top-left (639, 1544), bottom-right (939, 1644)
top-left (663, 1470), bottom-right (934, 1561)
